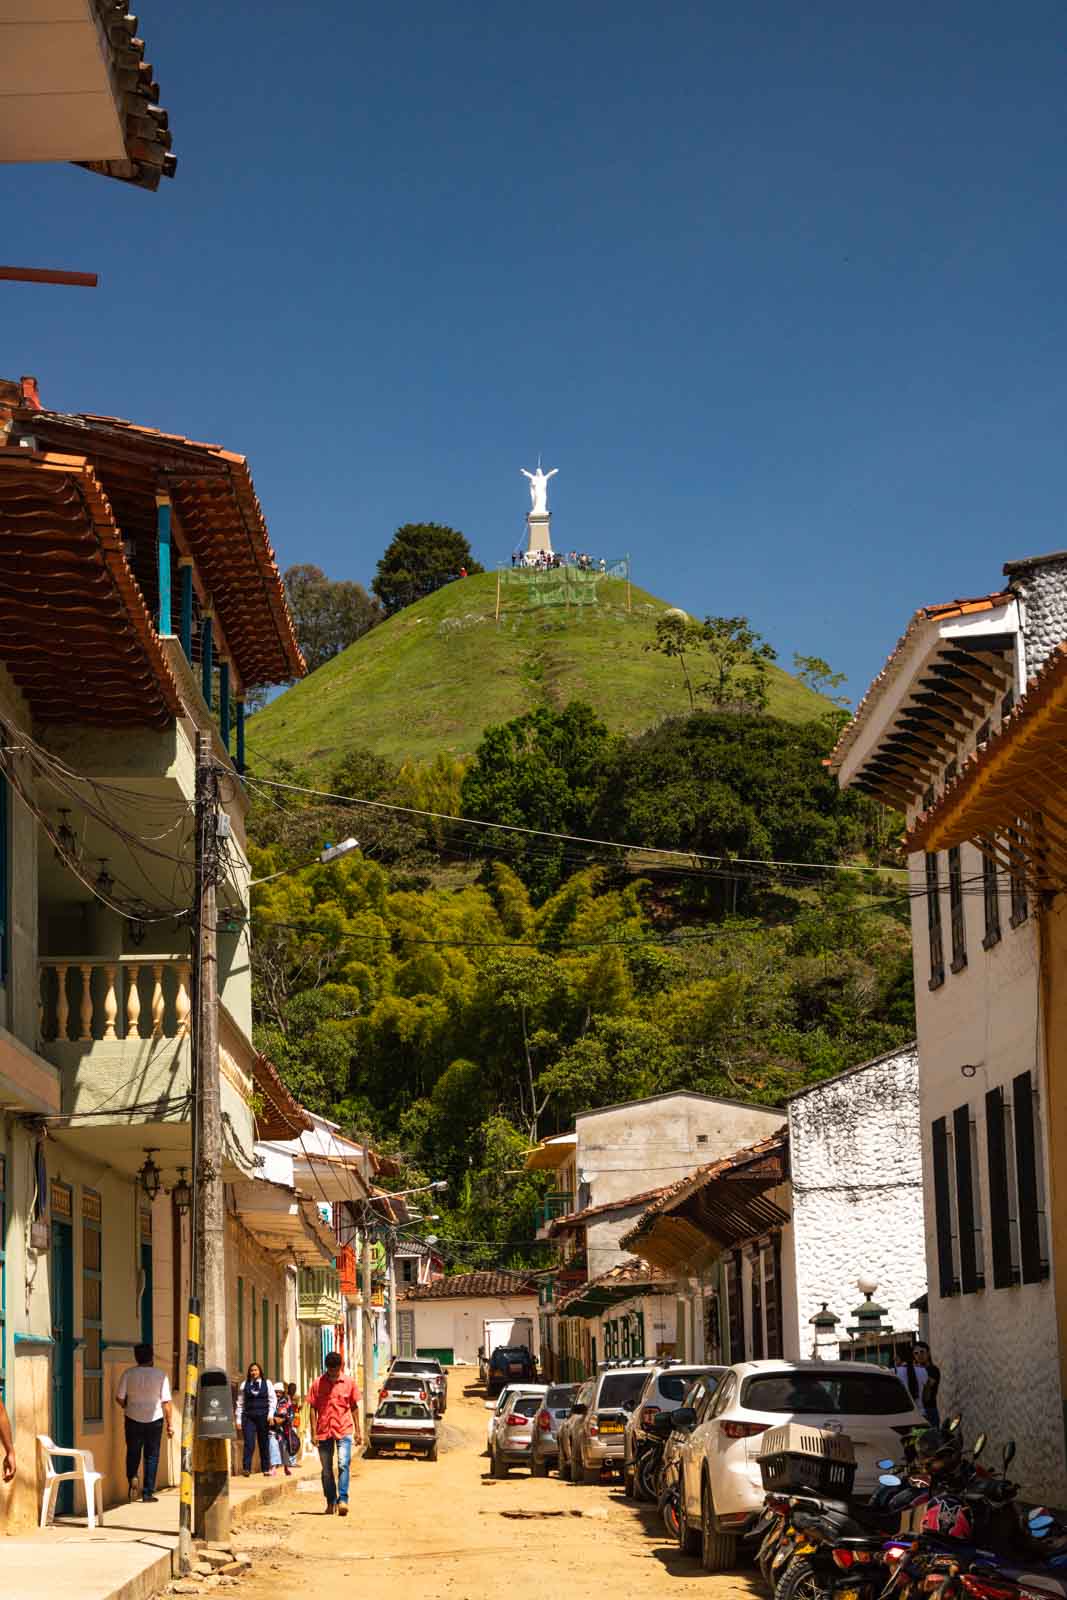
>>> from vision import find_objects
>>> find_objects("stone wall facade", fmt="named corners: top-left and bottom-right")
top-left (788, 1046), bottom-right (926, 1355)
top-left (1005, 551), bottom-right (1067, 676)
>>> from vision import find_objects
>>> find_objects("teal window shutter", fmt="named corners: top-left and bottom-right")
top-left (0, 773), bottom-right (8, 983)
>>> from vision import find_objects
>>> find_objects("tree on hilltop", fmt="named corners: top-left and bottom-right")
top-left (372, 523), bottom-right (484, 616)
top-left (647, 612), bottom-right (777, 714)
top-left (283, 564), bottom-right (382, 673)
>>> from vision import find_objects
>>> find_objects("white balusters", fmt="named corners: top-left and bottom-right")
top-left (151, 964), bottom-right (165, 1038)
top-left (125, 965), bottom-right (140, 1039)
top-left (55, 963), bottom-right (69, 1042)
top-left (78, 965), bottom-right (93, 1041)
top-left (176, 962), bottom-right (191, 1036)
top-left (102, 964), bottom-right (118, 1040)
top-left (37, 958), bottom-right (193, 1044)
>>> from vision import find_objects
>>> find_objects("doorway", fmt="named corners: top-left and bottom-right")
top-left (50, 1187), bottom-right (74, 1515)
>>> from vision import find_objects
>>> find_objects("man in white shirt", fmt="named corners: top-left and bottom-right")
top-left (116, 1343), bottom-right (173, 1503)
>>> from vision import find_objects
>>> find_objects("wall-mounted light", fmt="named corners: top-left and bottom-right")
top-left (171, 1168), bottom-right (192, 1214)
top-left (961, 1063), bottom-right (978, 1078)
top-left (138, 1148), bottom-right (162, 1203)
top-left (54, 808), bottom-right (79, 862)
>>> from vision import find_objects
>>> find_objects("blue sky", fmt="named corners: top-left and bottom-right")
top-left (4, 2), bottom-right (1066, 703)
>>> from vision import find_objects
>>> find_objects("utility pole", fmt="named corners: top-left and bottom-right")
top-left (190, 732), bottom-right (230, 1548)
top-left (387, 1234), bottom-right (398, 1357)
top-left (361, 1144), bottom-right (376, 1437)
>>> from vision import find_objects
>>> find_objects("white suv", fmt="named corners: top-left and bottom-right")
top-left (676, 1359), bottom-right (924, 1571)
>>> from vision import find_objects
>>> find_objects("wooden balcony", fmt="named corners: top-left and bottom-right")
top-left (298, 1267), bottom-right (343, 1325)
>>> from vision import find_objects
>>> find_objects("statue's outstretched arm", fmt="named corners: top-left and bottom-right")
top-left (520, 469), bottom-right (534, 480)
top-left (545, 468), bottom-right (559, 480)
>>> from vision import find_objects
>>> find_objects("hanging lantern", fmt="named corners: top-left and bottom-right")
top-left (171, 1168), bottom-right (192, 1214)
top-left (138, 1149), bottom-right (162, 1203)
top-left (95, 858), bottom-right (115, 898)
top-left (54, 808), bottom-right (79, 862)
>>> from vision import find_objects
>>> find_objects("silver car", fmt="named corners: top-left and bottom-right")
top-left (367, 1398), bottom-right (438, 1460)
top-left (388, 1356), bottom-right (448, 1414)
top-left (567, 1363), bottom-right (654, 1485)
top-left (490, 1389), bottom-right (545, 1476)
top-left (556, 1380), bottom-right (594, 1478)
top-left (486, 1383), bottom-right (548, 1451)
top-left (530, 1384), bottom-right (580, 1476)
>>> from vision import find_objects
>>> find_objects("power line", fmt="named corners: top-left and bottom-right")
top-left (242, 766), bottom-right (912, 878)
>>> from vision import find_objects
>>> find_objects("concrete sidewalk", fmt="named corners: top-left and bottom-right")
top-left (3, 1457), bottom-right (321, 1600)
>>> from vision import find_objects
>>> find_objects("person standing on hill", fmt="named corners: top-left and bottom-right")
top-left (307, 1350), bottom-right (361, 1516)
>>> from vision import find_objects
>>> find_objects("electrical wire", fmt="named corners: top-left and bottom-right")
top-left (242, 767), bottom-right (913, 878)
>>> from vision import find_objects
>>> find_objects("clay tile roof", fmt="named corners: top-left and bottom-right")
top-left (547, 1183), bottom-right (675, 1235)
top-left (619, 1127), bottom-right (788, 1251)
top-left (12, 409), bottom-right (305, 688)
top-left (905, 641), bottom-right (1067, 863)
top-left (556, 1257), bottom-right (675, 1313)
top-left (0, 452), bottom-right (181, 726)
top-left (252, 1053), bottom-right (313, 1141)
top-left (828, 591), bottom-right (1015, 772)
top-left (398, 1270), bottom-right (538, 1301)
top-left (74, 1), bottom-right (177, 191)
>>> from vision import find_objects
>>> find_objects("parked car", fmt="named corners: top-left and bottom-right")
top-left (388, 1356), bottom-right (448, 1414)
top-left (624, 1363), bottom-right (726, 1500)
top-left (676, 1359), bottom-right (926, 1572)
top-left (658, 1373), bottom-right (726, 1509)
top-left (556, 1379), bottom-right (594, 1478)
top-left (566, 1362), bottom-right (655, 1485)
top-left (379, 1371), bottom-right (433, 1407)
top-left (489, 1389), bottom-right (546, 1476)
top-left (486, 1383), bottom-right (548, 1451)
top-left (530, 1384), bottom-right (580, 1476)
top-left (485, 1345), bottom-right (537, 1394)
top-left (366, 1397), bottom-right (438, 1460)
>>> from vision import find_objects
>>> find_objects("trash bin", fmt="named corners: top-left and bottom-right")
top-left (196, 1368), bottom-right (236, 1438)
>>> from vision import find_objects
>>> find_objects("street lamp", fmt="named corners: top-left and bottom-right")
top-left (138, 1148), bottom-right (162, 1203)
top-left (171, 1168), bottom-right (192, 1214)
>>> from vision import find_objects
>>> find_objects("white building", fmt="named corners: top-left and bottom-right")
top-left (622, 1046), bottom-right (926, 1369)
top-left (830, 569), bottom-right (1067, 1502)
top-left (396, 1271), bottom-right (540, 1368)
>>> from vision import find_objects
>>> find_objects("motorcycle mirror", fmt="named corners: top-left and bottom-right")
top-left (877, 1459), bottom-right (896, 1470)
top-left (1031, 1517), bottom-right (1054, 1535)
top-left (946, 1414), bottom-right (963, 1434)
top-left (1003, 1441), bottom-right (1016, 1469)
top-left (972, 1433), bottom-right (988, 1459)
top-left (1029, 1509), bottom-right (1052, 1525)
top-left (879, 1474), bottom-right (903, 1487)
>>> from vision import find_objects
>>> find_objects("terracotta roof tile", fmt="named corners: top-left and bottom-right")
top-left (252, 1053), bottom-right (313, 1141)
top-left (828, 591), bottom-right (1015, 772)
top-left (74, 1), bottom-right (176, 191)
top-left (619, 1127), bottom-right (788, 1251)
top-left (0, 453), bottom-right (181, 726)
top-left (556, 1257), bottom-right (675, 1313)
top-left (398, 1270), bottom-right (538, 1301)
top-left (547, 1183), bottom-right (675, 1234)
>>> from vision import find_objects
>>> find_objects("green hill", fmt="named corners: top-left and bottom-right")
top-left (246, 571), bottom-right (829, 772)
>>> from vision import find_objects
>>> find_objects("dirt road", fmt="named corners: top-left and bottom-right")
top-left (237, 1377), bottom-right (761, 1600)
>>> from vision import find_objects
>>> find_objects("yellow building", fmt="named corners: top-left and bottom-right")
top-left (0, 377), bottom-right (305, 1530)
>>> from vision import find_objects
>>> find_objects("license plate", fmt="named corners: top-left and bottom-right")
top-left (508, 1364), bottom-right (522, 1373)
top-left (838, 1589), bottom-right (862, 1600)
top-left (600, 1423), bottom-right (624, 1434)
top-left (395, 1441), bottom-right (411, 1451)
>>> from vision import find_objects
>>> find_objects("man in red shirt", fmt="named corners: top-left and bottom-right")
top-left (307, 1351), bottom-right (361, 1516)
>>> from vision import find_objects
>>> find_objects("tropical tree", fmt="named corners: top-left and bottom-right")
top-left (283, 564), bottom-right (382, 671)
top-left (372, 524), bottom-right (484, 615)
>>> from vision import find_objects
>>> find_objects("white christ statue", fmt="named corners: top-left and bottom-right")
top-left (521, 463), bottom-right (558, 516)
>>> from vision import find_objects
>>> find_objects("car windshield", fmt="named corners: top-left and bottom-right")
top-left (392, 1359), bottom-right (441, 1374)
top-left (741, 1371), bottom-right (915, 1416)
top-left (546, 1386), bottom-right (579, 1409)
top-left (384, 1377), bottom-right (424, 1390)
top-left (598, 1373), bottom-right (649, 1409)
top-left (494, 1347), bottom-right (530, 1358)
top-left (378, 1402), bottom-right (432, 1420)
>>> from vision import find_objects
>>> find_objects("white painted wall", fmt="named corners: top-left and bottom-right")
top-left (788, 1046), bottom-right (925, 1354)
top-left (403, 1295), bottom-right (541, 1366)
top-left (908, 836), bottom-right (1066, 1503)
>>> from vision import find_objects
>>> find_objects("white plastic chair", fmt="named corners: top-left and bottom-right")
top-left (37, 1435), bottom-right (104, 1529)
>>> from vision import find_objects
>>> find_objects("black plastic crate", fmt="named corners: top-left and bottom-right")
top-left (758, 1423), bottom-right (857, 1496)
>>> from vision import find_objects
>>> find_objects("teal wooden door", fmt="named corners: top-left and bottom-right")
top-left (51, 1213), bottom-right (74, 1514)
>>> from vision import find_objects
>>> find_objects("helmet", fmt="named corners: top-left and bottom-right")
top-left (915, 1427), bottom-right (964, 1478)
top-left (921, 1497), bottom-right (974, 1541)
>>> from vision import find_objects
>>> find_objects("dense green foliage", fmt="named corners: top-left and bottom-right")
top-left (371, 523), bottom-right (484, 615)
top-left (283, 564), bottom-right (382, 673)
top-left (247, 699), bottom-right (913, 1269)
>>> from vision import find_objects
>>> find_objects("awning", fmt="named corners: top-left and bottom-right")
top-left (558, 1259), bottom-right (676, 1319)
top-left (621, 1129), bottom-right (790, 1271)
top-left (230, 1178), bottom-right (336, 1267)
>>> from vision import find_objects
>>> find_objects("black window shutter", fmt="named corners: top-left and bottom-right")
top-left (985, 1088), bottom-right (1014, 1289)
top-left (1013, 1071), bottom-right (1043, 1283)
top-left (931, 1118), bottom-right (955, 1297)
top-left (953, 1105), bottom-right (979, 1293)
top-left (750, 1253), bottom-right (764, 1360)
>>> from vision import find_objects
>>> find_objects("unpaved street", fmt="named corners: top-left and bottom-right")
top-left (237, 1379), bottom-right (761, 1600)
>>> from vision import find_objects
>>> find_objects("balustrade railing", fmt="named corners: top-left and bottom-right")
top-left (39, 957), bottom-right (192, 1043)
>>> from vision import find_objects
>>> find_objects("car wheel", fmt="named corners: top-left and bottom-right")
top-left (700, 1478), bottom-right (737, 1573)
top-left (582, 1459), bottom-right (600, 1486)
top-left (492, 1446), bottom-right (509, 1478)
top-left (569, 1448), bottom-right (582, 1485)
top-left (364, 1446), bottom-right (378, 1460)
top-left (427, 1443), bottom-right (438, 1463)
top-left (531, 1454), bottom-right (548, 1478)
top-left (774, 1557), bottom-right (827, 1600)
top-left (677, 1476), bottom-right (701, 1556)
top-left (623, 1462), bottom-right (636, 1498)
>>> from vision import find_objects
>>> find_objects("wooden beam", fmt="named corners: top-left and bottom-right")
top-left (0, 265), bottom-right (98, 287)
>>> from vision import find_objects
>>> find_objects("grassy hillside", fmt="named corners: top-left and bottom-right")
top-left (247, 572), bottom-right (829, 772)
